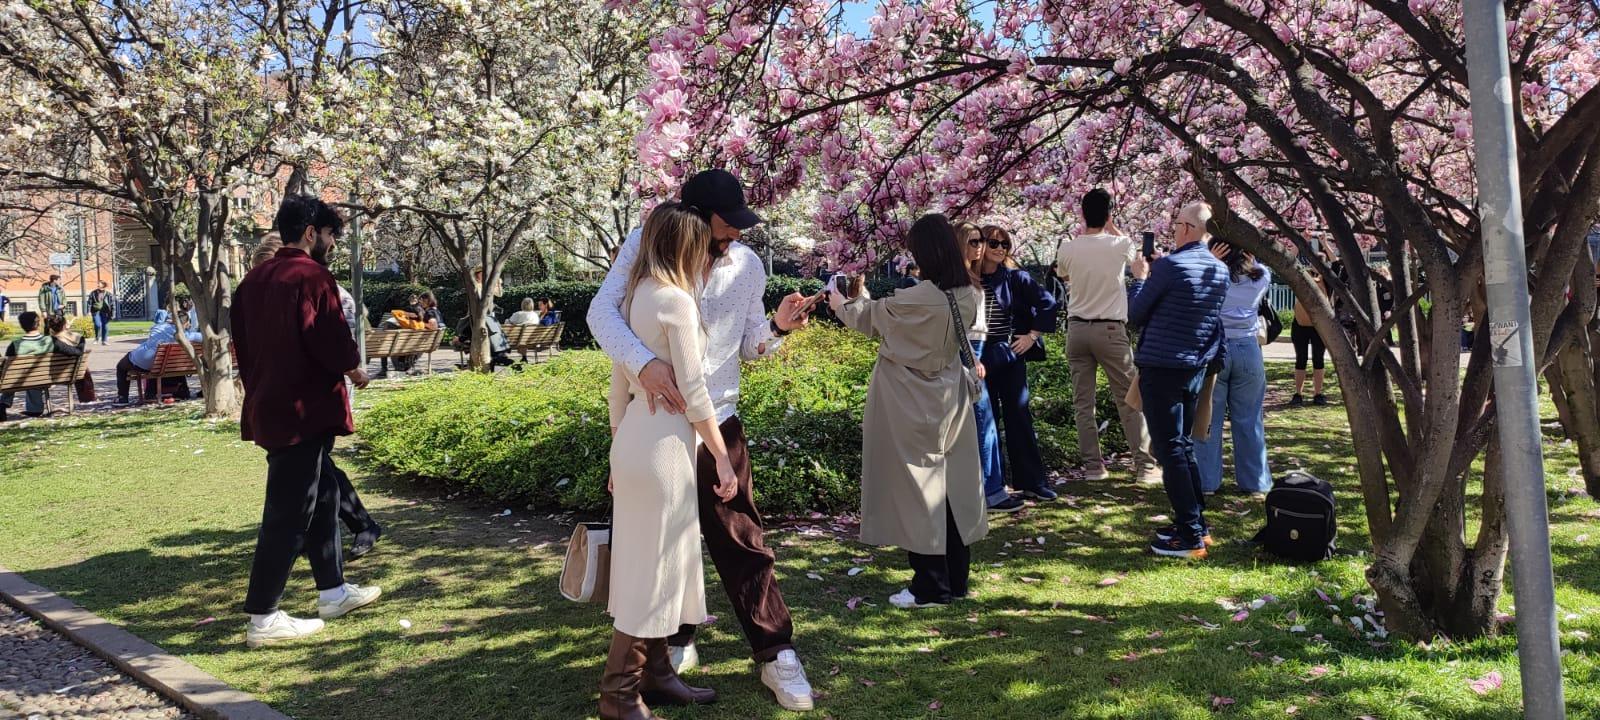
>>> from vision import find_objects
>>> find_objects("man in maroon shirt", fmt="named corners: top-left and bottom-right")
top-left (233, 195), bottom-right (380, 647)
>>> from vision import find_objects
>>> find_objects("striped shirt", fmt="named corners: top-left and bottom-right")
top-left (983, 275), bottom-right (1012, 343)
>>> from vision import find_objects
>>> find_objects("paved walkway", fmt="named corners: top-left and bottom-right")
top-left (68, 332), bottom-right (475, 412)
top-left (0, 604), bottom-right (192, 720)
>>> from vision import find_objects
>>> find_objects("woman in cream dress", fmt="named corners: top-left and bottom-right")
top-left (600, 202), bottom-right (739, 720)
top-left (830, 213), bottom-right (988, 610)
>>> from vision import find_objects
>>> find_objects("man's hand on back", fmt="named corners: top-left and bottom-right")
top-left (639, 358), bottom-right (686, 415)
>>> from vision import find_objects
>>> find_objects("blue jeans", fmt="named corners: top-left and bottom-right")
top-left (971, 341), bottom-right (1008, 505)
top-left (1196, 338), bottom-right (1273, 494)
top-left (0, 389), bottom-right (45, 415)
top-left (981, 341), bottom-right (1047, 494)
top-left (1139, 366), bottom-right (1208, 542)
top-left (93, 314), bottom-right (110, 343)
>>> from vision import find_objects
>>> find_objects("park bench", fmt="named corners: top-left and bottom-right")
top-left (504, 322), bottom-right (565, 363)
top-left (129, 342), bottom-right (228, 404)
top-left (364, 327), bottom-right (443, 376)
top-left (0, 351), bottom-right (90, 414)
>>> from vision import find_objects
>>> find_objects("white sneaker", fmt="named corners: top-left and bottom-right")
top-left (888, 589), bottom-right (947, 609)
top-left (245, 612), bottom-right (324, 648)
top-left (316, 583), bottom-right (382, 619)
top-left (1137, 466), bottom-right (1165, 486)
top-left (669, 643), bottom-right (698, 673)
top-left (761, 649), bottom-right (815, 711)
top-left (1083, 464), bottom-right (1110, 481)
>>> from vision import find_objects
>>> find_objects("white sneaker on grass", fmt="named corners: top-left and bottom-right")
top-left (316, 583), bottom-right (382, 619)
top-left (1137, 466), bottom-right (1165, 486)
top-left (669, 643), bottom-right (698, 673)
top-left (245, 612), bottom-right (324, 648)
top-left (888, 588), bottom-right (948, 609)
top-left (761, 649), bottom-right (815, 711)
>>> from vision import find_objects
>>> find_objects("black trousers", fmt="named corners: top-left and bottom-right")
top-left (243, 435), bottom-right (345, 615)
top-left (906, 502), bottom-right (971, 605)
top-left (327, 458), bottom-right (376, 535)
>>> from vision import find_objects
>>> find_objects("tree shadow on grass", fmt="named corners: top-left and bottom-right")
top-left (13, 456), bottom-right (1558, 719)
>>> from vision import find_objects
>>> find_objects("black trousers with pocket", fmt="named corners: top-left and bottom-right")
top-left (242, 435), bottom-right (345, 615)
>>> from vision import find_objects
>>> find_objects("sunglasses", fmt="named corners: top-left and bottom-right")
top-left (984, 239), bottom-right (1012, 250)
top-left (966, 239), bottom-right (985, 248)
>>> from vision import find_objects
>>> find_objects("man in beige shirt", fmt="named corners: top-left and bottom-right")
top-left (1054, 188), bottom-right (1160, 484)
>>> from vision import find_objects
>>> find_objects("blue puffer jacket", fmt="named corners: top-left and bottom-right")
top-left (1128, 242), bottom-right (1229, 369)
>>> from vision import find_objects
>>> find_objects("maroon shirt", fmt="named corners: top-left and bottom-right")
top-left (231, 247), bottom-right (360, 449)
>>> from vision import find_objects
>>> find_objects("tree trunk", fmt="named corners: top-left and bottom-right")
top-left (465, 292), bottom-right (493, 372)
top-left (199, 332), bottom-right (240, 418)
top-left (1552, 333), bottom-right (1600, 496)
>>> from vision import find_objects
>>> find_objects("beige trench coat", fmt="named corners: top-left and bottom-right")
top-left (837, 281), bottom-right (988, 555)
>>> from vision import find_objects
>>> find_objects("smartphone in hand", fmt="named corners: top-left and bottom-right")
top-left (1141, 231), bottom-right (1157, 260)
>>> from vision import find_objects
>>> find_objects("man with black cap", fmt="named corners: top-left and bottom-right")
top-left (590, 169), bottom-right (817, 711)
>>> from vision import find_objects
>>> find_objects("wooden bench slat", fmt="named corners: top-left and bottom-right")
top-left (0, 352), bottom-right (88, 412)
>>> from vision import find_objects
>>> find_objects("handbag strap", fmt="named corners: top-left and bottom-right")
top-left (944, 290), bottom-right (978, 371)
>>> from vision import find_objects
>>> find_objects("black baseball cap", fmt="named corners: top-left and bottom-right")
top-left (681, 169), bottom-right (762, 230)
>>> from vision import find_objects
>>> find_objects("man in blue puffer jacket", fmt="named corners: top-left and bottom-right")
top-left (1127, 202), bottom-right (1230, 559)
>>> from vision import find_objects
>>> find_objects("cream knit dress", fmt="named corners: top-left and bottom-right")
top-left (605, 279), bottom-right (712, 638)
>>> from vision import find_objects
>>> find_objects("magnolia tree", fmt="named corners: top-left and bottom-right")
top-left (328, 0), bottom-right (662, 366)
top-left (631, 0), bottom-right (1600, 638)
top-left (0, 0), bottom-right (362, 416)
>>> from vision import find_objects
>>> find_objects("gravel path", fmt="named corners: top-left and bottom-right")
top-left (0, 605), bottom-right (192, 720)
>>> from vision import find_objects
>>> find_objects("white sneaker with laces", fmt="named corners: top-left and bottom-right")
top-left (888, 588), bottom-right (947, 609)
top-left (316, 583), bottom-right (382, 619)
top-left (669, 643), bottom-right (698, 673)
top-left (1137, 466), bottom-right (1165, 486)
top-left (245, 612), bottom-right (324, 648)
top-left (761, 649), bottom-right (815, 711)
top-left (1083, 464), bottom-right (1110, 481)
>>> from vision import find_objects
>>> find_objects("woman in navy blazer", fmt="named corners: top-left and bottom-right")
top-left (976, 225), bottom-right (1060, 501)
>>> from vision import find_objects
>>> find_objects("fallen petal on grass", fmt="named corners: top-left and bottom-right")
top-left (1468, 670), bottom-right (1504, 695)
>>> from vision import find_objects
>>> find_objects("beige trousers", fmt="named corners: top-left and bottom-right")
top-left (1065, 319), bottom-right (1156, 470)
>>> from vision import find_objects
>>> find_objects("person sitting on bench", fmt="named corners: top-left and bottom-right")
top-left (0, 311), bottom-right (55, 420)
top-left (114, 313), bottom-right (202, 404)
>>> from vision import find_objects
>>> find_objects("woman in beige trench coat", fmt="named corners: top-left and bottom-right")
top-left (829, 213), bottom-right (988, 609)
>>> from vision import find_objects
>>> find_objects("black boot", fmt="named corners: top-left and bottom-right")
top-left (350, 524), bottom-right (383, 558)
top-left (640, 638), bottom-right (716, 706)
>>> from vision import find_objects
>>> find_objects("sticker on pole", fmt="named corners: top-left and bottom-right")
top-left (1488, 320), bottom-right (1523, 368)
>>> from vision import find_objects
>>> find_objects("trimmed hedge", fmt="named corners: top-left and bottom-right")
top-left (360, 325), bottom-right (870, 513)
top-left (360, 323), bottom-right (1131, 514)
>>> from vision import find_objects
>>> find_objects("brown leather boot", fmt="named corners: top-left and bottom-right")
top-left (599, 631), bottom-right (660, 720)
top-left (640, 638), bottom-right (717, 706)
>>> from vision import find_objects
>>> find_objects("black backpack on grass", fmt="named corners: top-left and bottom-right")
top-left (1251, 471), bottom-right (1336, 561)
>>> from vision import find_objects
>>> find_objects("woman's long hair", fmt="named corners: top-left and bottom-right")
top-left (908, 214), bottom-right (979, 290)
top-left (627, 202), bottom-right (712, 301)
top-left (250, 233), bottom-right (283, 269)
top-left (955, 221), bottom-right (983, 275)
top-left (1221, 241), bottom-right (1265, 282)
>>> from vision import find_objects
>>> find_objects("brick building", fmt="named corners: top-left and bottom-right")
top-left (0, 203), bottom-right (126, 321)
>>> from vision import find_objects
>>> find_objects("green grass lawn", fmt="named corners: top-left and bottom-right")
top-left (106, 319), bottom-right (152, 336)
top-left (0, 365), bottom-right (1597, 719)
